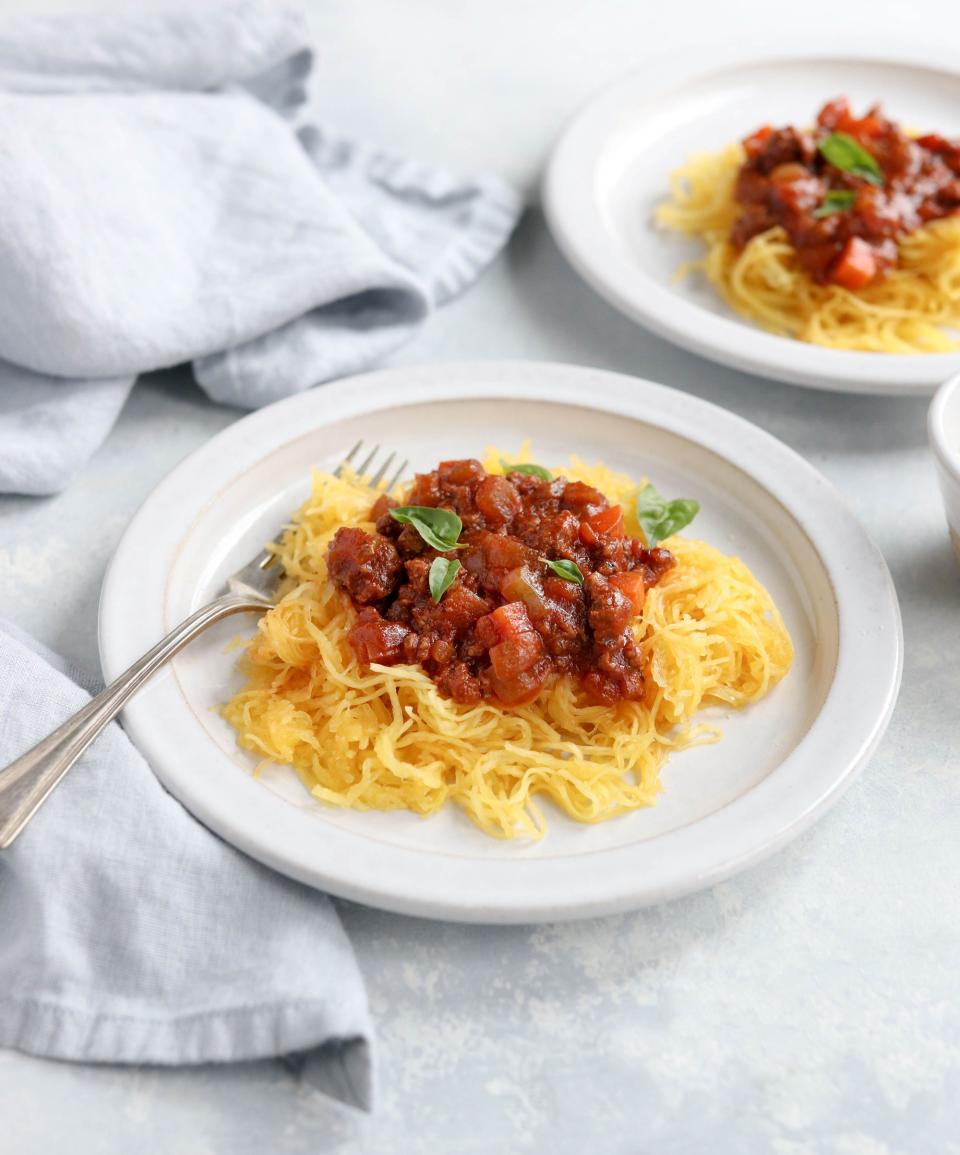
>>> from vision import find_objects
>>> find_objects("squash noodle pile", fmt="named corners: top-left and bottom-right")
top-left (656, 143), bottom-right (960, 352)
top-left (222, 450), bottom-right (793, 839)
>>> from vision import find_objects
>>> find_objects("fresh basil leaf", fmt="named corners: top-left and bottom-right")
top-left (541, 557), bottom-right (584, 585)
top-left (502, 461), bottom-right (553, 480)
top-left (429, 556), bottom-right (462, 603)
top-left (817, 132), bottom-right (883, 185)
top-left (389, 505), bottom-right (463, 551)
top-left (813, 189), bottom-right (856, 218)
top-left (635, 483), bottom-right (700, 547)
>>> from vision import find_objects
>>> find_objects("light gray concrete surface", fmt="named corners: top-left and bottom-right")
top-left (2, 2), bottom-right (960, 1152)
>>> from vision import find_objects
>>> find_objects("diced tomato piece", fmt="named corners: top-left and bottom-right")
top-left (917, 133), bottom-right (952, 154)
top-left (369, 493), bottom-right (396, 522)
top-left (609, 571), bottom-right (646, 614)
top-left (482, 600), bottom-right (535, 644)
top-left (405, 471), bottom-right (441, 506)
top-left (769, 162), bottom-right (810, 186)
top-left (489, 632), bottom-right (544, 680)
top-left (817, 101), bottom-right (841, 129)
top-left (743, 125), bottom-right (773, 158)
top-left (348, 609), bottom-right (411, 665)
top-left (475, 475), bottom-right (521, 527)
top-left (829, 237), bottom-right (877, 290)
top-left (543, 575), bottom-right (583, 604)
top-left (437, 459), bottom-right (484, 485)
top-left (560, 481), bottom-right (607, 518)
top-left (438, 585), bottom-right (490, 631)
top-left (854, 113), bottom-right (884, 140)
top-left (580, 504), bottom-right (624, 545)
top-left (488, 664), bottom-right (550, 707)
top-left (817, 97), bottom-right (854, 133)
top-left (480, 532), bottom-right (532, 571)
top-left (590, 505), bottom-right (624, 536)
top-left (544, 510), bottom-right (582, 556)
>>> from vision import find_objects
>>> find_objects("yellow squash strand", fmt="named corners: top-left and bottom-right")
top-left (222, 450), bottom-right (793, 839)
top-left (656, 143), bottom-right (960, 352)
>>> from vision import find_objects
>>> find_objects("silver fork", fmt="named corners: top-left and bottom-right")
top-left (0, 442), bottom-right (407, 848)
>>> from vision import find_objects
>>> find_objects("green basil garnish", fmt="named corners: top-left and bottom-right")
top-left (503, 461), bottom-right (553, 480)
top-left (429, 557), bottom-right (461, 603)
top-left (389, 505), bottom-right (463, 551)
top-left (817, 132), bottom-right (882, 186)
top-left (635, 483), bottom-right (699, 547)
top-left (813, 189), bottom-right (857, 218)
top-left (541, 557), bottom-right (584, 585)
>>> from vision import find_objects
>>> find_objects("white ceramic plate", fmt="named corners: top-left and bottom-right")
top-left (99, 362), bottom-right (902, 922)
top-left (543, 56), bottom-right (960, 395)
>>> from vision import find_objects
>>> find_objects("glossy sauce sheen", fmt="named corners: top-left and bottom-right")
top-left (326, 460), bottom-right (675, 706)
top-left (733, 97), bottom-right (960, 289)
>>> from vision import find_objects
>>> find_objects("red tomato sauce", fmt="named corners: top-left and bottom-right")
top-left (732, 97), bottom-right (960, 289)
top-left (327, 460), bottom-right (675, 707)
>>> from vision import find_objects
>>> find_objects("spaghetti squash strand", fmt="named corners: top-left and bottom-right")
top-left (656, 144), bottom-right (960, 352)
top-left (222, 454), bottom-right (793, 839)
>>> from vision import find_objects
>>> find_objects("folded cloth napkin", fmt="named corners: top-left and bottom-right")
top-left (0, 0), bottom-right (522, 495)
top-left (0, 621), bottom-right (375, 1110)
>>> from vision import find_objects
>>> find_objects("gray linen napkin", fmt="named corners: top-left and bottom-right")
top-left (0, 0), bottom-right (522, 494)
top-left (0, 621), bottom-right (375, 1110)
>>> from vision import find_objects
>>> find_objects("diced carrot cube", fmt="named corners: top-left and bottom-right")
top-left (830, 237), bottom-right (877, 290)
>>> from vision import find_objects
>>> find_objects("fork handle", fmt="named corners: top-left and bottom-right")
top-left (0, 593), bottom-right (267, 849)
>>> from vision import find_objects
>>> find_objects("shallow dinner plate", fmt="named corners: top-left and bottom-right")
top-left (100, 362), bottom-right (902, 922)
top-left (543, 55), bottom-right (960, 395)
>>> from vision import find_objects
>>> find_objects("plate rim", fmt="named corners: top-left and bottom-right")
top-left (542, 51), bottom-right (960, 396)
top-left (99, 361), bottom-right (903, 922)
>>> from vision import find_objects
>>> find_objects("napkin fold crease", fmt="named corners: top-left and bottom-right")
top-left (0, 621), bottom-right (375, 1110)
top-left (0, 0), bottom-right (525, 1110)
top-left (0, 0), bottom-right (523, 493)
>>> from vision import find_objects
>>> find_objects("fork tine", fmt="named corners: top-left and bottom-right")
top-left (386, 458), bottom-right (408, 491)
top-left (333, 442), bottom-right (407, 490)
top-left (235, 444), bottom-right (408, 594)
top-left (368, 451), bottom-right (396, 489)
top-left (334, 439), bottom-right (363, 478)
top-left (355, 443), bottom-right (379, 477)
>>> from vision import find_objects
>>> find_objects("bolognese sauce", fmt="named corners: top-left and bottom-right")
top-left (326, 460), bottom-right (674, 707)
top-left (732, 97), bottom-right (960, 289)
